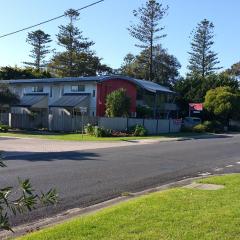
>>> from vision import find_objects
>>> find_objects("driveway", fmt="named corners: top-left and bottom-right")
top-left (1, 134), bottom-right (240, 227)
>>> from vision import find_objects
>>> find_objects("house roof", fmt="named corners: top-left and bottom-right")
top-left (13, 94), bottom-right (48, 108)
top-left (49, 94), bottom-right (90, 108)
top-left (4, 75), bottom-right (175, 94)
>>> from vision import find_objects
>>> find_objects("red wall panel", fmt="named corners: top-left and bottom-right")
top-left (96, 79), bottom-right (137, 117)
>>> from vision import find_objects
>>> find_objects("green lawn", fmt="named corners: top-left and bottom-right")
top-left (17, 174), bottom-right (240, 240)
top-left (0, 131), bottom-right (204, 142)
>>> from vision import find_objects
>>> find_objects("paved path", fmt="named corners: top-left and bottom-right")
top-left (0, 134), bottom-right (240, 227)
top-left (0, 136), bottom-right (178, 156)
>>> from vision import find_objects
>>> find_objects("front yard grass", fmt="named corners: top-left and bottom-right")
top-left (18, 174), bottom-right (240, 240)
top-left (0, 131), bottom-right (205, 142)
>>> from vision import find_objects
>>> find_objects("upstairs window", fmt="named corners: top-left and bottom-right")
top-left (32, 86), bottom-right (43, 93)
top-left (71, 85), bottom-right (85, 92)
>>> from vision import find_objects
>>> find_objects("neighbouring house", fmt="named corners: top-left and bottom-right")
top-left (0, 75), bottom-right (178, 130)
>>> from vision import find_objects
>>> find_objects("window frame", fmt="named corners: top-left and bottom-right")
top-left (71, 85), bottom-right (85, 92)
top-left (32, 85), bottom-right (44, 93)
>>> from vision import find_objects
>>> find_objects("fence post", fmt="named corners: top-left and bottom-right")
top-left (127, 117), bottom-right (129, 131)
top-left (156, 119), bottom-right (158, 135)
top-left (9, 113), bottom-right (12, 127)
top-left (48, 113), bottom-right (52, 131)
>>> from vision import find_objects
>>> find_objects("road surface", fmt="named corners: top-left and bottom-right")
top-left (0, 134), bottom-right (240, 226)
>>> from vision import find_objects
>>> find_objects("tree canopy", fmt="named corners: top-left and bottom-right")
top-left (226, 62), bottom-right (240, 78)
top-left (49, 8), bottom-right (111, 77)
top-left (188, 19), bottom-right (221, 78)
top-left (24, 30), bottom-right (52, 70)
top-left (174, 73), bottom-right (239, 117)
top-left (128, 0), bottom-right (168, 81)
top-left (0, 83), bottom-right (19, 106)
top-left (120, 45), bottom-right (181, 87)
top-left (0, 66), bottom-right (52, 80)
top-left (204, 86), bottom-right (240, 124)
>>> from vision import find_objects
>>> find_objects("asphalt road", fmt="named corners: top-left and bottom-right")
top-left (1, 134), bottom-right (240, 227)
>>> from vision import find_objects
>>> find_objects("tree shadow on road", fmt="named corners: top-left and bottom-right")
top-left (177, 133), bottom-right (233, 141)
top-left (3, 151), bottom-right (101, 162)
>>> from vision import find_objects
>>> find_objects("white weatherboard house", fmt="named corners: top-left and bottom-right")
top-left (10, 78), bottom-right (97, 115)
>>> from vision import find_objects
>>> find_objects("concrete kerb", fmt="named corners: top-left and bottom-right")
top-left (0, 174), bottom-right (223, 240)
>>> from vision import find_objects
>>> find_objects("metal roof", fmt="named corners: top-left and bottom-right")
top-left (134, 79), bottom-right (174, 94)
top-left (13, 94), bottom-right (48, 107)
top-left (49, 94), bottom-right (90, 108)
top-left (4, 75), bottom-right (175, 94)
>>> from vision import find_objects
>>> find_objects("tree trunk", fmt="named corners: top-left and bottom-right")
top-left (150, 42), bottom-right (153, 81)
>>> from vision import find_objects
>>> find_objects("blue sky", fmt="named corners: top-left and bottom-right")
top-left (0, 0), bottom-right (239, 76)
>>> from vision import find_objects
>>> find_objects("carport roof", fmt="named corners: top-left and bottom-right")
top-left (5, 75), bottom-right (176, 94)
top-left (13, 94), bottom-right (48, 108)
top-left (49, 94), bottom-right (90, 108)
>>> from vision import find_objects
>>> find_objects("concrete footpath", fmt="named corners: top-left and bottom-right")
top-left (0, 133), bottom-right (232, 157)
top-left (0, 136), bottom-right (181, 157)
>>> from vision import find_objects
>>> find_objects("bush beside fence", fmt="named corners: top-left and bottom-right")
top-left (0, 113), bottom-right (9, 125)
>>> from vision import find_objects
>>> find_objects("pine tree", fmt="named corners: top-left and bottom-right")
top-left (51, 9), bottom-right (95, 77)
top-left (188, 19), bottom-right (221, 78)
top-left (24, 30), bottom-right (52, 70)
top-left (128, 0), bottom-right (168, 81)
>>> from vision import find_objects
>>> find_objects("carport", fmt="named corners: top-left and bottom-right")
top-left (48, 93), bottom-right (91, 131)
top-left (13, 94), bottom-right (48, 109)
top-left (11, 94), bottom-right (49, 129)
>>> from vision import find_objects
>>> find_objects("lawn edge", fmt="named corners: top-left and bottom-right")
top-left (0, 132), bottom-right (212, 142)
top-left (1, 173), bottom-right (233, 240)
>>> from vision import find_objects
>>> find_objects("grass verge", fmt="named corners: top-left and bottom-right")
top-left (0, 131), bottom-right (205, 142)
top-left (17, 174), bottom-right (240, 240)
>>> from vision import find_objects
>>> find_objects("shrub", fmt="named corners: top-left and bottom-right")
top-left (131, 125), bottom-right (148, 136)
top-left (192, 124), bottom-right (207, 133)
top-left (192, 121), bottom-right (224, 133)
top-left (202, 121), bottom-right (214, 132)
top-left (105, 89), bottom-right (131, 117)
top-left (84, 123), bottom-right (95, 136)
top-left (0, 152), bottom-right (57, 231)
top-left (0, 124), bottom-right (10, 132)
top-left (203, 120), bottom-right (224, 133)
top-left (136, 105), bottom-right (153, 118)
top-left (94, 126), bottom-right (107, 137)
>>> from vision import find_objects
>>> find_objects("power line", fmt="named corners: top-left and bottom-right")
top-left (0, 0), bottom-right (104, 39)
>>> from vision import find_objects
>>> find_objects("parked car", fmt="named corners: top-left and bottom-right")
top-left (183, 117), bottom-right (201, 128)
